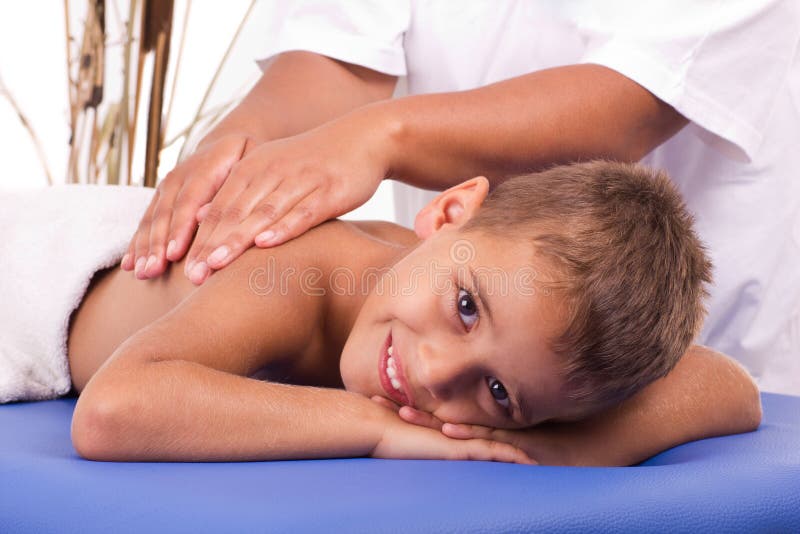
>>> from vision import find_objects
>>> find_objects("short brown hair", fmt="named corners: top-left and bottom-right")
top-left (462, 160), bottom-right (712, 409)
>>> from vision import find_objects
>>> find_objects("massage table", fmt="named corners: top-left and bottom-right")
top-left (1, 393), bottom-right (798, 532)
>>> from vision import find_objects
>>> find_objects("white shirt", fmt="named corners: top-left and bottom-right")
top-left (254, 0), bottom-right (800, 395)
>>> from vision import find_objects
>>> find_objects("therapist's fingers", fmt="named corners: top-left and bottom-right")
top-left (163, 178), bottom-right (228, 271)
top-left (142, 182), bottom-right (182, 277)
top-left (121, 200), bottom-right (153, 272)
top-left (251, 186), bottom-right (327, 249)
top-left (127, 134), bottom-right (254, 280)
top-left (190, 180), bottom-right (318, 284)
top-left (196, 202), bottom-right (212, 223)
top-left (123, 195), bottom-right (158, 278)
top-left (183, 171), bottom-right (258, 282)
top-left (164, 137), bottom-right (256, 272)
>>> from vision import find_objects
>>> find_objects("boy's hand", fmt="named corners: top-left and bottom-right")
top-left (429, 419), bottom-right (563, 465)
top-left (369, 396), bottom-right (536, 465)
top-left (371, 415), bottom-right (536, 465)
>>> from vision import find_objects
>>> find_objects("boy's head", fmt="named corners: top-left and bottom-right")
top-left (459, 160), bottom-right (713, 409)
top-left (341, 160), bottom-right (712, 427)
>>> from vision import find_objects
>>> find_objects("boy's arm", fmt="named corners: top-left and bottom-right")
top-left (72, 244), bottom-right (531, 464)
top-left (425, 345), bottom-right (763, 466)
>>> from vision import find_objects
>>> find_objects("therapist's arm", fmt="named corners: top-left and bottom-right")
top-left (177, 62), bottom-right (688, 285)
top-left (198, 51), bottom-right (397, 150)
top-left (124, 50), bottom-right (397, 279)
top-left (377, 63), bottom-right (688, 189)
top-left (437, 345), bottom-right (763, 466)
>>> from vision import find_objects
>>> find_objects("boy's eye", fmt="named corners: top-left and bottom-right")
top-left (455, 288), bottom-right (479, 330)
top-left (486, 376), bottom-right (510, 409)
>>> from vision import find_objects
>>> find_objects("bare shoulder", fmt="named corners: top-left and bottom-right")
top-left (333, 219), bottom-right (418, 248)
top-left (246, 219), bottom-right (417, 267)
top-left (86, 227), bottom-right (343, 383)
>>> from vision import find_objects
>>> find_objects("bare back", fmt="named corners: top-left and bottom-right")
top-left (67, 219), bottom-right (417, 392)
top-left (67, 256), bottom-right (196, 391)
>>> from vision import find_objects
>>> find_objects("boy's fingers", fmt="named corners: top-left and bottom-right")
top-left (398, 406), bottom-right (443, 430)
top-left (466, 439), bottom-right (536, 465)
top-left (442, 422), bottom-right (495, 440)
top-left (370, 395), bottom-right (400, 412)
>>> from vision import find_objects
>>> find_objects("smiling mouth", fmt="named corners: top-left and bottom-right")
top-left (378, 330), bottom-right (413, 407)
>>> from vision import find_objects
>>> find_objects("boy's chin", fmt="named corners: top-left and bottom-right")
top-left (337, 351), bottom-right (362, 394)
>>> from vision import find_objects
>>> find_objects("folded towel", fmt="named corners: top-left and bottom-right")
top-left (0, 184), bottom-right (155, 403)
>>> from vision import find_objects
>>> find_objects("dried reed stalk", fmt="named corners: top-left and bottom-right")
top-left (0, 74), bottom-right (54, 185)
top-left (141, 0), bottom-right (174, 187)
top-left (59, 0), bottom-right (252, 188)
top-left (64, 0), bottom-right (77, 130)
top-left (115, 0), bottom-right (138, 185)
top-left (66, 0), bottom-right (106, 183)
top-left (161, 0), bottom-right (189, 142)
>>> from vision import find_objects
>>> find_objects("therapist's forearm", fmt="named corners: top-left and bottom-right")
top-left (370, 63), bottom-right (687, 189)
top-left (198, 51), bottom-right (397, 150)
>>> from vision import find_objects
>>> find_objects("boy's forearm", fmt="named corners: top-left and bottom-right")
top-left (72, 359), bottom-right (391, 462)
top-left (198, 51), bottom-right (397, 150)
top-left (365, 63), bottom-right (687, 190)
top-left (527, 345), bottom-right (762, 466)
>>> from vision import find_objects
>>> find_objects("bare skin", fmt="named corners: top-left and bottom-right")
top-left (124, 53), bottom-right (687, 287)
top-left (69, 177), bottom-right (761, 465)
top-left (68, 218), bottom-right (413, 393)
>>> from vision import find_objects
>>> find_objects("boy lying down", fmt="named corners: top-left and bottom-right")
top-left (65, 160), bottom-right (761, 465)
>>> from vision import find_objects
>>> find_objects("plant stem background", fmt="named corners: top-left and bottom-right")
top-left (0, 1), bottom-right (397, 222)
top-left (0, 0), bottom-right (260, 187)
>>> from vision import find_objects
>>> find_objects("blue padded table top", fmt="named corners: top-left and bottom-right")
top-left (1, 393), bottom-right (799, 533)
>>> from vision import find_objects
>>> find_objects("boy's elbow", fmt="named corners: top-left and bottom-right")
top-left (740, 373), bottom-right (763, 433)
top-left (722, 353), bottom-right (763, 433)
top-left (71, 392), bottom-right (130, 461)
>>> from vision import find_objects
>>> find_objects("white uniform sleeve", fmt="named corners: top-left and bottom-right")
top-left (252, 0), bottom-right (411, 76)
top-left (574, 0), bottom-right (800, 162)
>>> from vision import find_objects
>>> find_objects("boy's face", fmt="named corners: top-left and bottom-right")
top-left (341, 178), bottom-right (586, 429)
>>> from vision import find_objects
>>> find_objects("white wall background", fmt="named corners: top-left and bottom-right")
top-left (0, 1), bottom-right (396, 223)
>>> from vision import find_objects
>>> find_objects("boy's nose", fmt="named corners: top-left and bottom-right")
top-left (414, 343), bottom-right (472, 401)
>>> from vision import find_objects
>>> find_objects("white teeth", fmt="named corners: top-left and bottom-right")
top-left (384, 350), bottom-right (401, 392)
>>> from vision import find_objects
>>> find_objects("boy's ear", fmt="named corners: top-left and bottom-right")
top-left (414, 176), bottom-right (490, 239)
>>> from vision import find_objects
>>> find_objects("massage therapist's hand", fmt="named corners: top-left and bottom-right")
top-left (121, 134), bottom-right (257, 279)
top-left (182, 111), bottom-right (392, 285)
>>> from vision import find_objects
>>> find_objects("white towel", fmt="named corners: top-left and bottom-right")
top-left (0, 184), bottom-right (155, 403)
